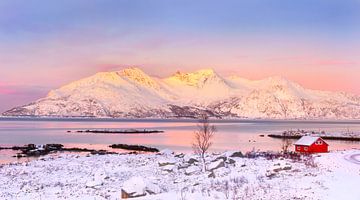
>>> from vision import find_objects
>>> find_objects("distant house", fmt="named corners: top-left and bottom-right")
top-left (294, 136), bottom-right (328, 153)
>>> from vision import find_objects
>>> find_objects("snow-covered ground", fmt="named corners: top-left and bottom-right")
top-left (0, 149), bottom-right (359, 200)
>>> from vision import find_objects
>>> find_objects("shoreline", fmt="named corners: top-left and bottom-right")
top-left (2, 116), bottom-right (360, 124)
top-left (268, 134), bottom-right (360, 141)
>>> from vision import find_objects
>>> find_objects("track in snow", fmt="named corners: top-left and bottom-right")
top-left (344, 153), bottom-right (360, 165)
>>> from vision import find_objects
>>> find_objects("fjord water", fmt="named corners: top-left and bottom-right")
top-left (0, 118), bottom-right (359, 163)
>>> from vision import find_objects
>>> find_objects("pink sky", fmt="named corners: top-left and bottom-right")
top-left (1, 34), bottom-right (359, 114)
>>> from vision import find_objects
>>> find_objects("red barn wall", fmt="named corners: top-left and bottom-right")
top-left (295, 138), bottom-right (328, 153)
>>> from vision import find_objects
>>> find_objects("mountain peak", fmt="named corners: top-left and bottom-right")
top-left (118, 67), bottom-right (159, 89)
top-left (193, 68), bottom-right (216, 76)
top-left (3, 67), bottom-right (360, 119)
top-left (118, 67), bottom-right (146, 76)
top-left (168, 68), bottom-right (223, 87)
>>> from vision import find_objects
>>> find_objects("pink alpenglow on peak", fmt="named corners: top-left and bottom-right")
top-left (3, 67), bottom-right (360, 119)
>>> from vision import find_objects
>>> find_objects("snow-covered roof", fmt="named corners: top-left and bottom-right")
top-left (294, 136), bottom-right (321, 146)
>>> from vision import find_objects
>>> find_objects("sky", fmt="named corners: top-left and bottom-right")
top-left (0, 0), bottom-right (360, 112)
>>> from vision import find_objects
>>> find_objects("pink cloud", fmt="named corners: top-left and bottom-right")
top-left (0, 82), bottom-right (15, 94)
top-left (315, 60), bottom-right (358, 66)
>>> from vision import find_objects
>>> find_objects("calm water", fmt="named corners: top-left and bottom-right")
top-left (0, 118), bottom-right (360, 163)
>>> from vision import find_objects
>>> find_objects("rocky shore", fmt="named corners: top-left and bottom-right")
top-left (0, 149), bottom-right (359, 199)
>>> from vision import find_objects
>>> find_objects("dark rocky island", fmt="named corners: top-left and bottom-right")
top-left (73, 129), bottom-right (164, 134)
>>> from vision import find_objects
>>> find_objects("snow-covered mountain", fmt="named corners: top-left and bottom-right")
top-left (3, 67), bottom-right (360, 119)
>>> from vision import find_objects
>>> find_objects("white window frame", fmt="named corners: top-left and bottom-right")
top-left (296, 146), bottom-right (301, 150)
top-left (315, 140), bottom-right (323, 145)
top-left (304, 147), bottom-right (308, 151)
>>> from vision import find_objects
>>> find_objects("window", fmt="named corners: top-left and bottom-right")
top-left (304, 147), bottom-right (308, 151)
top-left (297, 146), bottom-right (301, 150)
top-left (315, 140), bottom-right (323, 145)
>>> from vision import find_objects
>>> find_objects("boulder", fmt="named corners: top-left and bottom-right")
top-left (208, 159), bottom-right (225, 171)
top-left (175, 153), bottom-right (185, 158)
top-left (273, 161), bottom-right (292, 171)
top-left (159, 149), bottom-right (174, 155)
top-left (269, 165), bottom-right (282, 172)
top-left (177, 163), bottom-right (191, 170)
top-left (158, 159), bottom-right (176, 167)
top-left (121, 177), bottom-right (147, 199)
top-left (266, 162), bottom-right (292, 178)
top-left (212, 167), bottom-right (231, 178)
top-left (187, 158), bottom-right (198, 164)
top-left (183, 154), bottom-right (198, 164)
top-left (86, 170), bottom-right (107, 188)
top-left (185, 166), bottom-right (200, 175)
top-left (86, 179), bottom-right (103, 188)
top-left (226, 158), bottom-right (236, 165)
top-left (162, 165), bottom-right (175, 173)
top-left (222, 151), bottom-right (236, 158)
top-left (208, 171), bottom-right (215, 178)
top-left (213, 156), bottom-right (227, 162)
top-left (265, 170), bottom-right (277, 178)
top-left (281, 163), bottom-right (292, 170)
top-left (229, 151), bottom-right (243, 158)
top-left (145, 182), bottom-right (162, 195)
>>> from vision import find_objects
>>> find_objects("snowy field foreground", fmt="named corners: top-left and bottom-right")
top-left (0, 149), bottom-right (359, 200)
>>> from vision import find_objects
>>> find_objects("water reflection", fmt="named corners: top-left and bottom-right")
top-left (0, 119), bottom-right (359, 158)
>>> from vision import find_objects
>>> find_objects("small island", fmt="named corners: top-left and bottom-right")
top-left (72, 129), bottom-right (164, 134)
top-left (268, 129), bottom-right (360, 141)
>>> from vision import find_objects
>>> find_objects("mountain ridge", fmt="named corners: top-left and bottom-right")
top-left (3, 67), bottom-right (360, 119)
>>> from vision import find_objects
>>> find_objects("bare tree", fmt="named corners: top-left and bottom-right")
top-left (281, 138), bottom-right (292, 154)
top-left (281, 131), bottom-right (293, 154)
top-left (192, 114), bottom-right (216, 172)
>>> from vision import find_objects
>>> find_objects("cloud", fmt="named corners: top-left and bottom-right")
top-left (0, 83), bottom-right (50, 112)
top-left (0, 82), bottom-right (48, 95)
top-left (315, 60), bottom-right (358, 66)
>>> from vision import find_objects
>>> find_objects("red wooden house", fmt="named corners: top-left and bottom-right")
top-left (294, 136), bottom-right (328, 153)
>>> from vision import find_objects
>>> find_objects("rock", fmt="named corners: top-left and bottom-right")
top-left (177, 163), bottom-right (191, 170)
top-left (162, 165), bottom-right (175, 173)
top-left (175, 153), bottom-right (185, 158)
top-left (226, 158), bottom-right (236, 165)
top-left (121, 177), bottom-right (147, 199)
top-left (183, 154), bottom-right (198, 164)
top-left (212, 167), bottom-right (231, 178)
top-left (187, 158), bottom-right (198, 164)
top-left (269, 165), bottom-right (282, 172)
top-left (266, 162), bottom-right (292, 177)
top-left (281, 163), bottom-right (292, 170)
top-left (265, 170), bottom-right (277, 178)
top-left (273, 161), bottom-right (292, 171)
top-left (213, 156), bottom-right (227, 162)
top-left (91, 150), bottom-right (107, 155)
top-left (86, 170), bottom-right (107, 188)
top-left (158, 159), bottom-right (176, 167)
top-left (222, 151), bottom-right (236, 158)
top-left (145, 182), bottom-right (161, 195)
top-left (230, 151), bottom-right (243, 158)
top-left (159, 149), bottom-right (174, 155)
top-left (185, 166), bottom-right (200, 175)
top-left (208, 171), bottom-right (215, 178)
top-left (208, 159), bottom-right (225, 171)
top-left (86, 179), bottom-right (103, 188)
